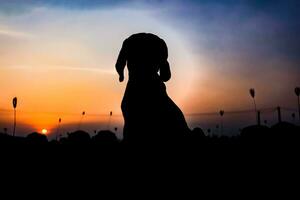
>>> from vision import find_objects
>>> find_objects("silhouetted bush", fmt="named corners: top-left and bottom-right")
top-left (92, 130), bottom-right (118, 146)
top-left (59, 137), bottom-right (68, 145)
top-left (241, 125), bottom-right (271, 145)
top-left (271, 122), bottom-right (300, 144)
top-left (26, 132), bottom-right (48, 144)
top-left (0, 133), bottom-right (13, 144)
top-left (67, 130), bottom-right (91, 144)
top-left (187, 127), bottom-right (206, 145)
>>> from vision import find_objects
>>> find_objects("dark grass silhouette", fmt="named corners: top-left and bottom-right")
top-left (116, 33), bottom-right (190, 144)
top-left (0, 123), bottom-right (299, 147)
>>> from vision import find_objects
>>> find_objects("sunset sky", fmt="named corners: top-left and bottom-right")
top-left (0, 0), bottom-right (299, 138)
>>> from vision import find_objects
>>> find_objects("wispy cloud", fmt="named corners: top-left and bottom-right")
top-left (0, 65), bottom-right (115, 74)
top-left (51, 66), bottom-right (115, 74)
top-left (0, 28), bottom-right (33, 39)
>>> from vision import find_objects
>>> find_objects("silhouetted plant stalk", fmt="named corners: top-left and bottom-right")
top-left (295, 87), bottom-right (300, 122)
top-left (219, 110), bottom-right (224, 134)
top-left (107, 111), bottom-right (112, 130)
top-left (78, 111), bottom-right (85, 130)
top-left (249, 88), bottom-right (257, 112)
top-left (56, 118), bottom-right (62, 141)
top-left (249, 88), bottom-right (259, 124)
top-left (12, 97), bottom-right (17, 137)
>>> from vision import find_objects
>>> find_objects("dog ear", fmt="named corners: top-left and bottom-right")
top-left (159, 61), bottom-right (171, 82)
top-left (159, 39), bottom-right (171, 82)
top-left (115, 39), bottom-right (128, 75)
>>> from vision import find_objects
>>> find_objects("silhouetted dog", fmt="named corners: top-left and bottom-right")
top-left (116, 33), bottom-right (190, 144)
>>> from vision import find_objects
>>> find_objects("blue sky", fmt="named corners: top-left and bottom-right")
top-left (10, 0), bottom-right (297, 64)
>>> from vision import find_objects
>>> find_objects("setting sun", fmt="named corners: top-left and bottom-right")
top-left (41, 129), bottom-right (48, 135)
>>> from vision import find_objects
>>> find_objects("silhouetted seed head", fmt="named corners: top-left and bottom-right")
top-left (249, 88), bottom-right (255, 98)
top-left (13, 97), bottom-right (17, 109)
top-left (110, 111), bottom-right (113, 116)
top-left (82, 111), bottom-right (85, 115)
top-left (219, 110), bottom-right (224, 117)
top-left (295, 87), bottom-right (300, 97)
top-left (12, 97), bottom-right (17, 136)
top-left (59, 118), bottom-right (62, 123)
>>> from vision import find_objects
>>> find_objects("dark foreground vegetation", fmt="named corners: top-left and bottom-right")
top-left (1, 121), bottom-right (299, 147)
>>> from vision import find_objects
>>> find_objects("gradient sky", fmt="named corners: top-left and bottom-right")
top-left (0, 0), bottom-right (299, 137)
